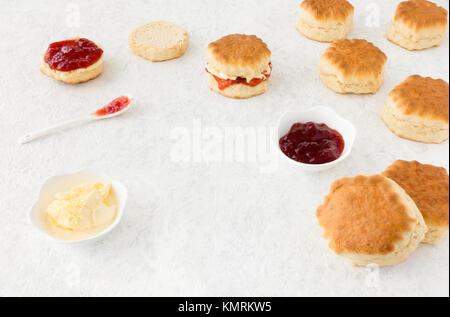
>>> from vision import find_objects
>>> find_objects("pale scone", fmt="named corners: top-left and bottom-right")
top-left (296, 0), bottom-right (354, 42)
top-left (129, 21), bottom-right (189, 62)
top-left (383, 160), bottom-right (449, 244)
top-left (316, 175), bottom-right (427, 267)
top-left (387, 0), bottom-right (448, 51)
top-left (319, 39), bottom-right (387, 94)
top-left (381, 75), bottom-right (449, 144)
top-left (206, 34), bottom-right (272, 99)
top-left (40, 37), bottom-right (104, 84)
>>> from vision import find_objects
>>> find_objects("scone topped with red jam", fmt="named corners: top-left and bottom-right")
top-left (206, 34), bottom-right (272, 99)
top-left (40, 37), bottom-right (104, 84)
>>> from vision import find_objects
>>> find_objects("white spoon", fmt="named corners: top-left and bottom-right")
top-left (19, 95), bottom-right (133, 144)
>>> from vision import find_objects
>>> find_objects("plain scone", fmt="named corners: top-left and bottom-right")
top-left (381, 75), bottom-right (449, 144)
top-left (129, 21), bottom-right (189, 62)
top-left (387, 0), bottom-right (448, 51)
top-left (296, 0), bottom-right (354, 42)
top-left (383, 160), bottom-right (449, 244)
top-left (319, 39), bottom-right (387, 94)
top-left (316, 175), bottom-right (427, 267)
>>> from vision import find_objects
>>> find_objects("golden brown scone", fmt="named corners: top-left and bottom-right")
top-left (296, 0), bottom-right (354, 42)
top-left (129, 21), bottom-right (189, 62)
top-left (316, 175), bottom-right (427, 267)
top-left (387, 0), bottom-right (448, 50)
top-left (40, 37), bottom-right (103, 84)
top-left (319, 39), bottom-right (387, 94)
top-left (381, 75), bottom-right (449, 144)
top-left (383, 160), bottom-right (449, 244)
top-left (206, 34), bottom-right (272, 99)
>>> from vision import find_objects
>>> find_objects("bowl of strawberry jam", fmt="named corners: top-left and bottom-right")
top-left (277, 107), bottom-right (356, 171)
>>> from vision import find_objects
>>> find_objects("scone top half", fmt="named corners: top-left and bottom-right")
top-left (206, 34), bottom-right (272, 82)
top-left (392, 0), bottom-right (448, 33)
top-left (383, 160), bottom-right (449, 244)
top-left (297, 0), bottom-right (354, 42)
top-left (316, 175), bottom-right (427, 266)
top-left (319, 39), bottom-right (387, 93)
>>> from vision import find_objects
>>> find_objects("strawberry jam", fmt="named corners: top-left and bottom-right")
top-left (279, 122), bottom-right (345, 165)
top-left (95, 96), bottom-right (131, 116)
top-left (44, 38), bottom-right (103, 71)
top-left (206, 63), bottom-right (272, 90)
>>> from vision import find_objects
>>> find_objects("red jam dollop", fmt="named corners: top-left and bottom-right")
top-left (206, 63), bottom-right (272, 90)
top-left (44, 38), bottom-right (103, 72)
top-left (95, 96), bottom-right (131, 117)
top-left (279, 122), bottom-right (345, 165)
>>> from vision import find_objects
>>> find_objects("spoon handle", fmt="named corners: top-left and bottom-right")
top-left (19, 115), bottom-right (95, 144)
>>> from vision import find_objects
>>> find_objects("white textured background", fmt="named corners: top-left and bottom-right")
top-left (0, 0), bottom-right (448, 297)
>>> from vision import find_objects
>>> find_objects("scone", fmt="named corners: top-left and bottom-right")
top-left (383, 160), bottom-right (449, 244)
top-left (381, 75), bottom-right (449, 144)
top-left (387, 0), bottom-right (448, 50)
top-left (319, 39), bottom-right (387, 94)
top-left (206, 34), bottom-right (272, 99)
top-left (40, 37), bottom-right (103, 84)
top-left (296, 0), bottom-right (354, 42)
top-left (129, 21), bottom-right (189, 62)
top-left (316, 175), bottom-right (427, 267)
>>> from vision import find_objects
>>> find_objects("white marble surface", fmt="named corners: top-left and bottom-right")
top-left (0, 0), bottom-right (448, 297)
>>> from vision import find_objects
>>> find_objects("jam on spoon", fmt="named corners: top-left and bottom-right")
top-left (94, 96), bottom-right (132, 117)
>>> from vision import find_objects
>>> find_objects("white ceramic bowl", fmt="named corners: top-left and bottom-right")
top-left (276, 106), bottom-right (356, 172)
top-left (29, 169), bottom-right (127, 245)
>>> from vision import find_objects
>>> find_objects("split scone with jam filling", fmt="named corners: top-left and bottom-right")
top-left (206, 34), bottom-right (272, 99)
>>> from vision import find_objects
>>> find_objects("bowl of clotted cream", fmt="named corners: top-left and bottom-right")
top-left (29, 169), bottom-right (127, 244)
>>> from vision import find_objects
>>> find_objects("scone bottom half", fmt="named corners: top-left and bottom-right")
top-left (40, 37), bottom-right (104, 84)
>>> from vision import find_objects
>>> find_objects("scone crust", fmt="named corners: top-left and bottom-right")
top-left (129, 21), bottom-right (189, 62)
top-left (296, 0), bottom-right (354, 42)
top-left (207, 73), bottom-right (267, 99)
top-left (317, 175), bottom-right (427, 266)
top-left (390, 75), bottom-right (449, 124)
top-left (300, 0), bottom-right (354, 21)
top-left (207, 34), bottom-right (271, 80)
top-left (393, 0), bottom-right (448, 31)
top-left (382, 160), bottom-right (449, 244)
top-left (40, 54), bottom-right (103, 84)
top-left (319, 39), bottom-right (387, 94)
